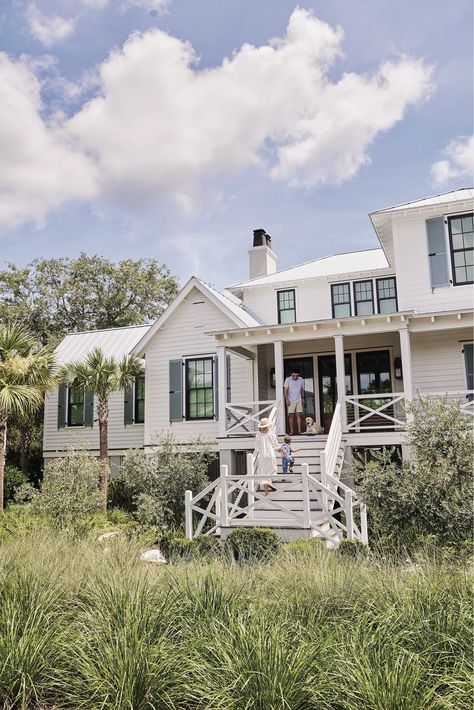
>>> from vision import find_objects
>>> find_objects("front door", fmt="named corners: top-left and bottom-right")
top-left (284, 357), bottom-right (315, 432)
top-left (318, 354), bottom-right (353, 433)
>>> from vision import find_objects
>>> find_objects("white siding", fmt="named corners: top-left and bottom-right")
top-left (143, 287), bottom-right (253, 445)
top-left (411, 328), bottom-right (472, 393)
top-left (43, 389), bottom-right (144, 456)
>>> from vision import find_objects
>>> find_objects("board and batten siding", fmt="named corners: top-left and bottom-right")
top-left (411, 328), bottom-right (473, 394)
top-left (43, 388), bottom-right (145, 456)
top-left (142, 287), bottom-right (253, 445)
top-left (393, 215), bottom-right (473, 313)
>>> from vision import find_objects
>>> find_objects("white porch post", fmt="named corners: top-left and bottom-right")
top-left (274, 340), bottom-right (285, 435)
top-left (398, 328), bottom-right (413, 402)
top-left (334, 335), bottom-right (347, 432)
top-left (217, 345), bottom-right (227, 437)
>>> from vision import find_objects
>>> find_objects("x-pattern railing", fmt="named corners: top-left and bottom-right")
top-left (346, 393), bottom-right (406, 430)
top-left (225, 400), bottom-right (278, 435)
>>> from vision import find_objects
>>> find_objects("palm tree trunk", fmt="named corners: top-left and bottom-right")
top-left (20, 423), bottom-right (32, 475)
top-left (98, 399), bottom-right (109, 513)
top-left (0, 419), bottom-right (6, 514)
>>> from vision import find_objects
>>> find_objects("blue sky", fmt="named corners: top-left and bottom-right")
top-left (0, 0), bottom-right (472, 288)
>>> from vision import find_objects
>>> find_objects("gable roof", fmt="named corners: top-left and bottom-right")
top-left (131, 276), bottom-right (261, 355)
top-left (370, 188), bottom-right (474, 215)
top-left (54, 325), bottom-right (151, 366)
top-left (229, 248), bottom-right (390, 290)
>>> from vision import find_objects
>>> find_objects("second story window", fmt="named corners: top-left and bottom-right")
top-left (331, 283), bottom-right (351, 318)
top-left (186, 357), bottom-right (214, 420)
top-left (134, 375), bottom-right (145, 424)
top-left (277, 289), bottom-right (296, 324)
top-left (68, 382), bottom-right (84, 426)
top-left (376, 277), bottom-right (398, 313)
top-left (354, 280), bottom-right (374, 316)
top-left (448, 214), bottom-right (474, 286)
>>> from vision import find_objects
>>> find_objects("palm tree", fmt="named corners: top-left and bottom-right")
top-left (61, 348), bottom-right (144, 511)
top-left (0, 325), bottom-right (56, 512)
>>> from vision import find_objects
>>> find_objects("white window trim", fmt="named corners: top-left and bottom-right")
top-left (181, 353), bottom-right (218, 422)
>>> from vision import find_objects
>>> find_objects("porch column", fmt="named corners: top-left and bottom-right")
top-left (398, 328), bottom-right (413, 402)
top-left (334, 334), bottom-right (347, 431)
top-left (217, 345), bottom-right (227, 437)
top-left (274, 340), bottom-right (285, 435)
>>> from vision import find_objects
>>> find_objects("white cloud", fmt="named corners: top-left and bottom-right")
top-left (26, 3), bottom-right (75, 47)
top-left (0, 54), bottom-right (97, 228)
top-left (431, 135), bottom-right (474, 186)
top-left (0, 8), bottom-right (434, 228)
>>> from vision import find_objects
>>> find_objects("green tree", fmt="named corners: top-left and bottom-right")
top-left (61, 348), bottom-right (143, 511)
top-left (0, 254), bottom-right (178, 346)
top-left (0, 325), bottom-right (55, 513)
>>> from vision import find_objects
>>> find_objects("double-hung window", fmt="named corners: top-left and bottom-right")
top-left (331, 283), bottom-right (351, 318)
top-left (376, 277), bottom-right (398, 313)
top-left (186, 357), bottom-right (214, 420)
top-left (67, 382), bottom-right (84, 426)
top-left (448, 214), bottom-right (474, 286)
top-left (353, 280), bottom-right (374, 316)
top-left (134, 375), bottom-right (145, 424)
top-left (277, 289), bottom-right (296, 324)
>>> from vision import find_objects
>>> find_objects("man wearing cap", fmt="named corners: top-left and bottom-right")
top-left (283, 371), bottom-right (305, 435)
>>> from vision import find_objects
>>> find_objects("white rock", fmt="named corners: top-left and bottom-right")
top-left (97, 531), bottom-right (120, 541)
top-left (140, 549), bottom-right (167, 564)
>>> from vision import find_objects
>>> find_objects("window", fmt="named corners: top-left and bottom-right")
top-left (331, 283), bottom-right (351, 318)
top-left (353, 280), bottom-right (374, 316)
top-left (67, 382), bottom-right (84, 426)
top-left (463, 343), bottom-right (473, 399)
top-left (448, 214), bottom-right (474, 286)
top-left (277, 289), bottom-right (296, 324)
top-left (376, 277), bottom-right (398, 313)
top-left (186, 357), bottom-right (214, 420)
top-left (134, 375), bottom-right (145, 424)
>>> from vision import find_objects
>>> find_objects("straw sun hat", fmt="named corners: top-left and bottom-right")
top-left (258, 417), bottom-right (272, 429)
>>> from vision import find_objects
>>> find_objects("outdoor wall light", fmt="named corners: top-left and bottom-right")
top-left (394, 357), bottom-right (403, 380)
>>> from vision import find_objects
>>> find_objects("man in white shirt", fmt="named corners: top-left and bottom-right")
top-left (283, 370), bottom-right (305, 435)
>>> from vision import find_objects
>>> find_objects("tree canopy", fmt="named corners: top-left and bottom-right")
top-left (0, 254), bottom-right (179, 346)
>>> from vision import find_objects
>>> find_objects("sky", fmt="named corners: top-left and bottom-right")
top-left (0, 0), bottom-right (473, 289)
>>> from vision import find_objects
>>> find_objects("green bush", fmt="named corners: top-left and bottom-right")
top-left (155, 530), bottom-right (194, 560)
top-left (3, 465), bottom-right (27, 506)
top-left (337, 539), bottom-right (367, 559)
top-left (193, 534), bottom-right (223, 559)
top-left (107, 475), bottom-right (136, 512)
top-left (225, 527), bottom-right (281, 562)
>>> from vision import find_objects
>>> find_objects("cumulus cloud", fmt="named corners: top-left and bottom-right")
top-left (0, 8), bottom-right (434, 228)
top-left (431, 135), bottom-right (474, 186)
top-left (26, 3), bottom-right (75, 47)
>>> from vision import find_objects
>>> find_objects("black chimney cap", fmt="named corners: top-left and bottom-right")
top-left (253, 229), bottom-right (271, 247)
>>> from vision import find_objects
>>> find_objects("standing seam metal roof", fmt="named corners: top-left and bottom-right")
top-left (54, 325), bottom-right (151, 365)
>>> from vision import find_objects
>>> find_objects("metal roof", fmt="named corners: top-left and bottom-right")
top-left (54, 325), bottom-right (151, 365)
top-left (229, 248), bottom-right (390, 289)
top-left (195, 278), bottom-right (262, 326)
top-left (370, 188), bottom-right (474, 215)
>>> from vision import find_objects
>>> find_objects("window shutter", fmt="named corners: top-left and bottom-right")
top-left (169, 360), bottom-right (183, 422)
top-left (57, 384), bottom-right (67, 428)
top-left (214, 356), bottom-right (219, 420)
top-left (124, 385), bottom-right (134, 425)
top-left (84, 390), bottom-right (94, 427)
top-left (464, 344), bottom-right (474, 391)
top-left (426, 218), bottom-right (449, 287)
top-left (226, 354), bottom-right (231, 403)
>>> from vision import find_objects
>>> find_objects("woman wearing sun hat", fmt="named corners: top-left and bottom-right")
top-left (253, 417), bottom-right (282, 495)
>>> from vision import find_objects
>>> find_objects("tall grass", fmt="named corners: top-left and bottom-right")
top-left (0, 530), bottom-right (471, 709)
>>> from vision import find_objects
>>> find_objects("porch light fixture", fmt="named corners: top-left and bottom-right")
top-left (270, 367), bottom-right (276, 388)
top-left (394, 357), bottom-right (403, 380)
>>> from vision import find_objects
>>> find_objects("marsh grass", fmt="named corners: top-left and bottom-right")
top-left (0, 529), bottom-right (471, 709)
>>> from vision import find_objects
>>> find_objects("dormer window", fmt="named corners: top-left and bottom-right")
top-left (448, 214), bottom-right (474, 286)
top-left (277, 289), bottom-right (296, 324)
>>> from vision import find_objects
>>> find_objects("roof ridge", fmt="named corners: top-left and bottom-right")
top-left (196, 277), bottom-right (246, 307)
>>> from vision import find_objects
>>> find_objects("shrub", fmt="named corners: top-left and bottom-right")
top-left (225, 527), bottom-right (281, 562)
top-left (3, 465), bottom-right (27, 506)
top-left (193, 534), bottom-right (223, 559)
top-left (121, 433), bottom-right (215, 529)
top-left (33, 447), bottom-right (102, 526)
top-left (107, 475), bottom-right (136, 512)
top-left (337, 539), bottom-right (367, 559)
top-left (156, 530), bottom-right (194, 560)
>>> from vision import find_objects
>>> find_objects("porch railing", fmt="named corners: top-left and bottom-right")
top-left (423, 390), bottom-right (474, 417)
top-left (224, 400), bottom-right (278, 436)
top-left (345, 392), bottom-right (407, 431)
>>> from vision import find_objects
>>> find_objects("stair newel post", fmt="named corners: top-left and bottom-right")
top-left (220, 464), bottom-right (229, 527)
top-left (246, 453), bottom-right (255, 514)
top-left (360, 502), bottom-right (368, 545)
top-left (345, 488), bottom-right (354, 540)
top-left (319, 451), bottom-right (328, 512)
top-left (302, 463), bottom-right (311, 528)
top-left (185, 490), bottom-right (193, 539)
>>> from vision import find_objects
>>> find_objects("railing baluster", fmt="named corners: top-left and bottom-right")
top-left (220, 464), bottom-right (229, 527)
top-left (302, 463), bottom-right (311, 528)
top-left (360, 502), bottom-right (368, 545)
top-left (345, 489), bottom-right (354, 541)
top-left (185, 490), bottom-right (193, 539)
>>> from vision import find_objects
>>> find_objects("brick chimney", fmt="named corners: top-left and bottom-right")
top-left (248, 228), bottom-right (277, 279)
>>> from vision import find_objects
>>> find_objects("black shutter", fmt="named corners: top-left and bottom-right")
top-left (124, 385), bottom-right (134, 425)
top-left (226, 354), bottom-right (231, 403)
top-left (214, 356), bottom-right (219, 420)
top-left (84, 390), bottom-right (94, 427)
top-left (169, 360), bottom-right (183, 422)
top-left (57, 384), bottom-right (67, 428)
top-left (426, 218), bottom-right (449, 288)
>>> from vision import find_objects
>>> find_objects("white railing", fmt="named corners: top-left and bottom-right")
top-left (320, 400), bottom-right (344, 511)
top-left (185, 462), bottom-right (368, 545)
top-left (345, 392), bottom-right (406, 431)
top-left (422, 390), bottom-right (474, 418)
top-left (225, 400), bottom-right (278, 436)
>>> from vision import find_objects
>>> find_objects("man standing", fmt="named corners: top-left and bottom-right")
top-left (283, 370), bottom-right (305, 435)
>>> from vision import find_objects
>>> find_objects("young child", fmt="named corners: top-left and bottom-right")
top-left (280, 435), bottom-right (299, 474)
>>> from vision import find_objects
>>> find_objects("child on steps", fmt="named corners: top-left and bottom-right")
top-left (280, 435), bottom-right (300, 474)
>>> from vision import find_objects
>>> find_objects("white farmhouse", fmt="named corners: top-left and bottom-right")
top-left (43, 189), bottom-right (474, 543)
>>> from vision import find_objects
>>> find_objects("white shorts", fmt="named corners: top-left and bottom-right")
top-left (287, 399), bottom-right (303, 414)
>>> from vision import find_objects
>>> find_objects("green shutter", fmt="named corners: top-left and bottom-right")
top-left (464, 344), bottom-right (474, 391)
top-left (426, 218), bottom-right (449, 288)
top-left (169, 360), bottom-right (183, 422)
top-left (57, 384), bottom-right (67, 428)
top-left (84, 390), bottom-right (94, 427)
top-left (214, 356), bottom-right (219, 420)
top-left (124, 385), bottom-right (134, 425)
top-left (226, 354), bottom-right (231, 403)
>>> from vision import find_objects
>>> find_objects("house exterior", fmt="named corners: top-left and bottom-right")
top-left (43, 188), bottom-right (473, 541)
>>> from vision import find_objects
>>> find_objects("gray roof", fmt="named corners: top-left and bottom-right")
top-left (54, 325), bottom-right (151, 365)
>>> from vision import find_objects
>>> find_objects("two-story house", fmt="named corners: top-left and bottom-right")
top-left (43, 189), bottom-right (474, 504)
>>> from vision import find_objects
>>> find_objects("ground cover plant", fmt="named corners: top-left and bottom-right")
top-left (0, 527), bottom-right (471, 709)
